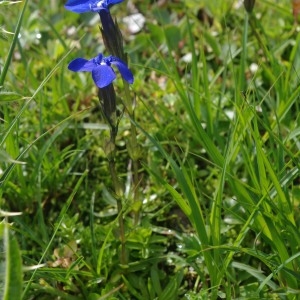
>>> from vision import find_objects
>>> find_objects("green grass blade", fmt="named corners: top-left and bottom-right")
top-left (0, 0), bottom-right (28, 88)
top-left (136, 123), bottom-right (216, 282)
top-left (1, 221), bottom-right (23, 300)
top-left (158, 269), bottom-right (183, 300)
top-left (21, 170), bottom-right (88, 299)
top-left (258, 251), bottom-right (300, 293)
top-left (0, 47), bottom-right (73, 149)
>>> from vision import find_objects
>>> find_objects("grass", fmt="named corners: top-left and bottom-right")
top-left (0, 0), bottom-right (300, 299)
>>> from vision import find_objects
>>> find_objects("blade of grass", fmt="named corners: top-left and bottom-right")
top-left (22, 169), bottom-right (88, 299)
top-left (135, 122), bottom-right (216, 285)
top-left (0, 0), bottom-right (28, 88)
top-left (1, 221), bottom-right (23, 300)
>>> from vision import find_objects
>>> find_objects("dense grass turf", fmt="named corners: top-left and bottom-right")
top-left (0, 0), bottom-right (300, 299)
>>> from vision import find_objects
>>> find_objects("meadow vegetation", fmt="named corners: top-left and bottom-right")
top-left (0, 0), bottom-right (300, 299)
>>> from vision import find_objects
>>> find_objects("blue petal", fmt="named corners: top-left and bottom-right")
top-left (68, 58), bottom-right (95, 72)
top-left (65, 0), bottom-right (93, 13)
top-left (92, 65), bottom-right (116, 88)
top-left (65, 0), bottom-right (124, 13)
top-left (90, 0), bottom-right (124, 12)
top-left (111, 59), bottom-right (134, 84)
top-left (107, 0), bottom-right (124, 5)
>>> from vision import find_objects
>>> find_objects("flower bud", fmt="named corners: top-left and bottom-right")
top-left (244, 0), bottom-right (255, 13)
top-left (98, 83), bottom-right (117, 129)
top-left (99, 10), bottom-right (125, 61)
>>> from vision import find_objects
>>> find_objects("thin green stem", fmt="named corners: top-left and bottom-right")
top-left (122, 81), bottom-right (141, 225)
top-left (108, 157), bottom-right (126, 265)
top-left (98, 83), bottom-right (127, 265)
top-left (106, 125), bottom-right (127, 265)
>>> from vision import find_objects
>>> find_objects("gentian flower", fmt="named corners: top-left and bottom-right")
top-left (68, 53), bottom-right (134, 88)
top-left (65, 0), bottom-right (124, 13)
top-left (65, 0), bottom-right (125, 59)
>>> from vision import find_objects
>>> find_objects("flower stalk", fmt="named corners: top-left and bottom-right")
top-left (65, 0), bottom-right (141, 264)
top-left (122, 80), bottom-right (141, 224)
top-left (97, 1), bottom-right (141, 224)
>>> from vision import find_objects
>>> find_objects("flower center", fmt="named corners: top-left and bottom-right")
top-left (93, 54), bottom-right (104, 65)
top-left (96, 0), bottom-right (104, 8)
top-left (103, 56), bottom-right (114, 66)
top-left (90, 0), bottom-right (108, 12)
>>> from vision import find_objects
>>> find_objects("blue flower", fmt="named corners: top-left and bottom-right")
top-left (68, 53), bottom-right (134, 88)
top-left (65, 0), bottom-right (124, 13)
